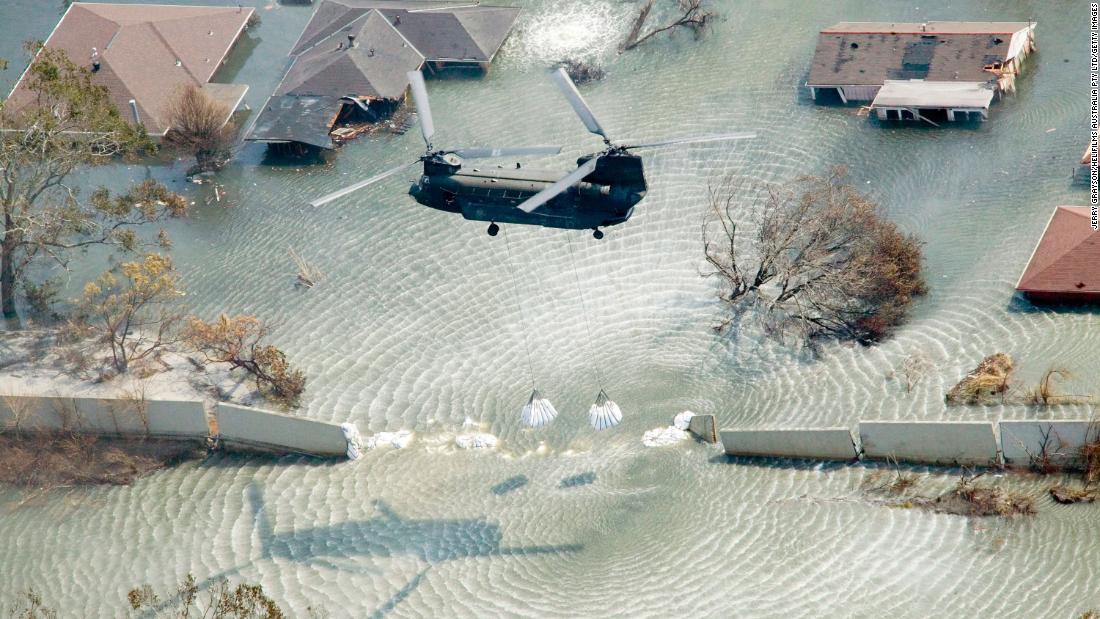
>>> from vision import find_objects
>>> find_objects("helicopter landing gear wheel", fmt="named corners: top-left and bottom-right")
top-left (487, 222), bottom-right (500, 237)
top-left (592, 228), bottom-right (604, 240)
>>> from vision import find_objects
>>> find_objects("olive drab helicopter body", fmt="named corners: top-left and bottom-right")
top-left (311, 69), bottom-right (753, 239)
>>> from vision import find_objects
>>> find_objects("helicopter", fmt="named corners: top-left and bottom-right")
top-left (310, 69), bottom-right (754, 239)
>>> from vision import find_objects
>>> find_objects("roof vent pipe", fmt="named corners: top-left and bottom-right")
top-left (920, 22), bottom-right (927, 32)
top-left (91, 47), bottom-right (100, 72)
top-left (128, 99), bottom-right (141, 125)
top-left (347, 33), bottom-right (356, 48)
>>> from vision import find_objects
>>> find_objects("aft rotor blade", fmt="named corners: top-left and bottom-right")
top-left (407, 71), bottom-right (434, 147)
top-left (516, 157), bottom-right (599, 214)
top-left (622, 132), bottom-right (757, 150)
top-left (451, 145), bottom-right (563, 159)
top-left (551, 68), bottom-right (609, 143)
top-left (309, 161), bottom-right (419, 207)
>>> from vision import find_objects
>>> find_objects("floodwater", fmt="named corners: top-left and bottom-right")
top-left (2, 0), bottom-right (1099, 616)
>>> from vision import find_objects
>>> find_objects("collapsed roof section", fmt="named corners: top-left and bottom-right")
top-left (247, 0), bottom-right (519, 149)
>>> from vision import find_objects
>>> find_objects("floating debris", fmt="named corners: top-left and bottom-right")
top-left (588, 389), bottom-right (622, 431)
top-left (456, 432), bottom-right (498, 450)
top-left (521, 389), bottom-right (558, 428)
top-left (340, 423), bottom-right (361, 459)
top-left (364, 430), bottom-right (413, 450)
top-left (289, 245), bottom-right (324, 289)
top-left (642, 425), bottom-right (688, 447)
top-left (642, 411), bottom-right (696, 447)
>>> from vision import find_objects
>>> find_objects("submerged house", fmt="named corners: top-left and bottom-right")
top-left (1017, 206), bottom-right (1100, 303)
top-left (807, 21), bottom-right (1036, 123)
top-left (5, 2), bottom-right (254, 138)
top-left (246, 0), bottom-right (519, 152)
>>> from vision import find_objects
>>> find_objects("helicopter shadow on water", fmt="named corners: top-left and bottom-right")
top-left (174, 482), bottom-right (584, 618)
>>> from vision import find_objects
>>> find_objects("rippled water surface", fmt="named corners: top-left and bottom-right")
top-left (2, 0), bottom-right (1099, 616)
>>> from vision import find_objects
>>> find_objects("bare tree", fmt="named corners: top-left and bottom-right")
top-left (703, 167), bottom-right (927, 345)
top-left (164, 84), bottom-right (236, 175)
top-left (621, 0), bottom-right (715, 51)
top-left (897, 351), bottom-right (934, 393)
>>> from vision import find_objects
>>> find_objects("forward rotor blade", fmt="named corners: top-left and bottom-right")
top-left (622, 132), bottom-right (757, 150)
top-left (451, 145), bottom-right (563, 159)
top-left (407, 71), bottom-right (434, 148)
top-left (551, 68), bottom-right (609, 142)
top-left (516, 157), bottom-right (599, 214)
top-left (309, 161), bottom-right (419, 207)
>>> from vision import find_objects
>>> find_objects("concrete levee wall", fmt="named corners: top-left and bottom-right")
top-left (720, 428), bottom-right (859, 461)
top-left (1000, 420), bottom-right (1099, 470)
top-left (0, 395), bottom-right (208, 439)
top-left (216, 403), bottom-right (349, 457)
top-left (860, 421), bottom-right (998, 466)
top-left (687, 414), bottom-right (717, 443)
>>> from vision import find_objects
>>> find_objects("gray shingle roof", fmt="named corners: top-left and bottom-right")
top-left (807, 21), bottom-right (1033, 87)
top-left (247, 0), bottom-right (518, 147)
top-left (289, 1), bottom-right (518, 59)
top-left (278, 10), bottom-right (423, 99)
top-left (246, 95), bottom-right (343, 149)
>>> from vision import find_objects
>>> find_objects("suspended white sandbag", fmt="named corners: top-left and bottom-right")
top-left (521, 389), bottom-right (559, 428)
top-left (588, 389), bottom-right (623, 431)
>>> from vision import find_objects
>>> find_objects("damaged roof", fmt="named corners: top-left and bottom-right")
top-left (247, 95), bottom-right (343, 149)
top-left (247, 0), bottom-right (518, 148)
top-left (808, 21), bottom-right (1034, 87)
top-left (5, 2), bottom-right (253, 136)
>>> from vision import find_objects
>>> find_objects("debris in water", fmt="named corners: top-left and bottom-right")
top-left (642, 426), bottom-right (688, 447)
top-left (521, 389), bottom-right (558, 427)
top-left (289, 245), bottom-right (324, 289)
top-left (456, 432), bottom-right (498, 450)
top-left (588, 389), bottom-right (622, 430)
top-left (642, 411), bottom-right (696, 446)
top-left (364, 430), bottom-right (413, 450)
top-left (340, 423), bottom-right (361, 459)
top-left (673, 410), bottom-right (695, 430)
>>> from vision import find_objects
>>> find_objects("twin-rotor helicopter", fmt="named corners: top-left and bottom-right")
top-left (311, 68), bottom-right (754, 238)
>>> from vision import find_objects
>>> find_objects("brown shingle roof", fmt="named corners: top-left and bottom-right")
top-left (6, 3), bottom-right (253, 135)
top-left (1016, 207), bottom-right (1100, 295)
top-left (807, 21), bottom-right (1033, 87)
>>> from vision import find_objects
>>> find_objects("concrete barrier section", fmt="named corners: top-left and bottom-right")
top-left (0, 396), bottom-right (208, 438)
top-left (860, 421), bottom-right (998, 466)
top-left (687, 414), bottom-right (718, 443)
top-left (720, 428), bottom-right (859, 461)
top-left (216, 403), bottom-right (351, 458)
top-left (1000, 420), bottom-right (1098, 470)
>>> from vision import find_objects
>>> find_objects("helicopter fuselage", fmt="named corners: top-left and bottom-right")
top-left (408, 150), bottom-right (648, 231)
